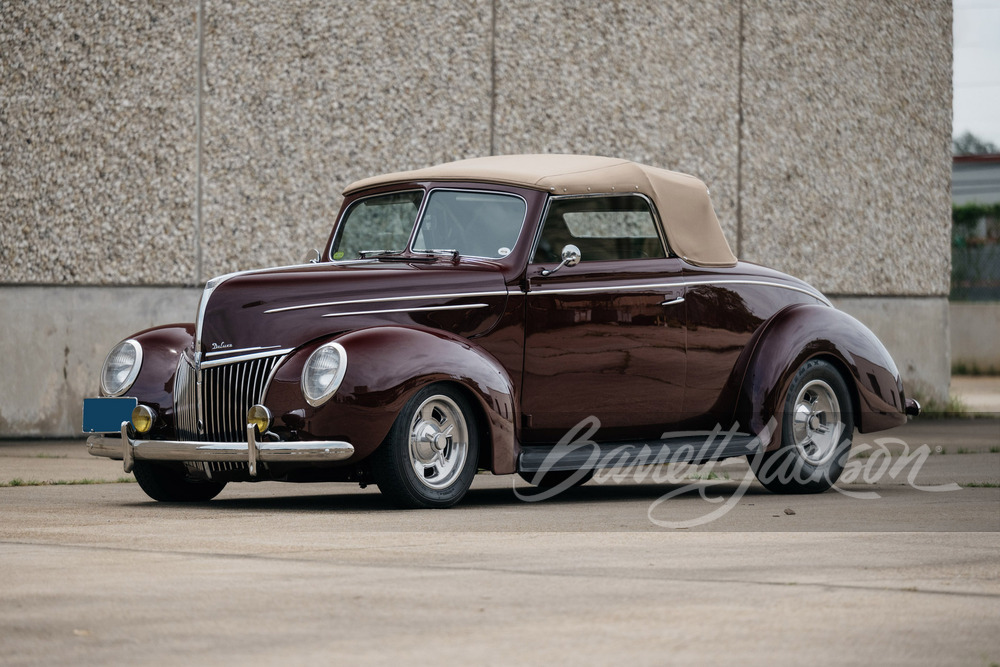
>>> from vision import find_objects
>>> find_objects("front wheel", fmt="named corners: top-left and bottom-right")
top-left (371, 384), bottom-right (480, 509)
top-left (750, 359), bottom-right (854, 494)
top-left (132, 461), bottom-right (227, 502)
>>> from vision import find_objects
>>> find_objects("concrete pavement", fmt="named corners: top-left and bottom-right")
top-left (0, 419), bottom-right (997, 665)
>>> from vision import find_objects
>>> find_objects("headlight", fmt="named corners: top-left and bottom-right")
top-left (301, 342), bottom-right (348, 407)
top-left (100, 339), bottom-right (142, 397)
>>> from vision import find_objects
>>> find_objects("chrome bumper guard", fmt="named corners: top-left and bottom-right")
top-left (86, 422), bottom-right (355, 477)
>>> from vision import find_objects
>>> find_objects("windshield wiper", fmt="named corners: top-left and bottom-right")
top-left (357, 249), bottom-right (403, 259)
top-left (358, 249), bottom-right (460, 263)
top-left (412, 249), bottom-right (460, 263)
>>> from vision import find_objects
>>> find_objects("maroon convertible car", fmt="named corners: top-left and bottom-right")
top-left (84, 155), bottom-right (919, 508)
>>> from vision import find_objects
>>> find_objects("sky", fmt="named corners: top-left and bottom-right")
top-left (953, 0), bottom-right (1000, 146)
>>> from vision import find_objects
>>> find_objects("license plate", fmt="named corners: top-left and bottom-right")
top-left (82, 397), bottom-right (137, 433)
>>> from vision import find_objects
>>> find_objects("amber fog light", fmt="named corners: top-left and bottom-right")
top-left (130, 405), bottom-right (156, 434)
top-left (247, 404), bottom-right (273, 434)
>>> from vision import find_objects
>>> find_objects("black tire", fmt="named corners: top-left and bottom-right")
top-left (132, 461), bottom-right (227, 502)
top-left (370, 384), bottom-right (480, 509)
top-left (750, 359), bottom-right (854, 494)
top-left (518, 469), bottom-right (594, 490)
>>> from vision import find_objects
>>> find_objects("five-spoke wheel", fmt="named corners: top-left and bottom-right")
top-left (750, 359), bottom-right (854, 494)
top-left (371, 384), bottom-right (479, 508)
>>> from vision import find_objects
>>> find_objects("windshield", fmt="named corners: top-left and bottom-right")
top-left (332, 189), bottom-right (526, 260)
top-left (332, 190), bottom-right (423, 260)
top-left (413, 191), bottom-right (526, 258)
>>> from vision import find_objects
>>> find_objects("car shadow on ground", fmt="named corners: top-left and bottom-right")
top-left (120, 478), bottom-right (785, 513)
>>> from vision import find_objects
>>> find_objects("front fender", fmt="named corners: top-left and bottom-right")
top-left (265, 326), bottom-right (518, 473)
top-left (109, 324), bottom-right (195, 438)
top-left (731, 304), bottom-right (907, 448)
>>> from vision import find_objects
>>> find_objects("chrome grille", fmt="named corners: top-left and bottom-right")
top-left (174, 357), bottom-right (199, 440)
top-left (173, 353), bottom-right (281, 442)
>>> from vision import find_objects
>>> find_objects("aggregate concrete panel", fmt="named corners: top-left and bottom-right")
top-left (740, 0), bottom-right (952, 295)
top-left (0, 1), bottom-right (199, 285)
top-left (198, 0), bottom-right (494, 280)
top-left (0, 286), bottom-right (201, 437)
top-left (492, 0), bottom-right (742, 250)
top-left (0, 1), bottom-right (956, 437)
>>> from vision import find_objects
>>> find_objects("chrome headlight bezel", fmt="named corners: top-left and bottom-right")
top-left (100, 339), bottom-right (143, 397)
top-left (301, 341), bottom-right (348, 407)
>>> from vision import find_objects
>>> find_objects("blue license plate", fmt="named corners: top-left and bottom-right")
top-left (82, 397), bottom-right (137, 433)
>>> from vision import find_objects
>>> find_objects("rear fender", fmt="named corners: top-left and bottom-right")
top-left (265, 326), bottom-right (518, 473)
top-left (730, 304), bottom-right (907, 450)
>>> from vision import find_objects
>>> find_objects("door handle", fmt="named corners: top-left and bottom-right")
top-left (660, 297), bottom-right (685, 307)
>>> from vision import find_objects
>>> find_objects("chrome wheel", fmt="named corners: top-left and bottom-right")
top-left (371, 383), bottom-right (480, 509)
top-left (749, 359), bottom-right (855, 494)
top-left (790, 379), bottom-right (843, 466)
top-left (408, 395), bottom-right (469, 490)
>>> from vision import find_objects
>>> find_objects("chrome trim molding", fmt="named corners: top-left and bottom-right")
top-left (200, 348), bottom-right (294, 368)
top-left (265, 290), bottom-right (508, 314)
top-left (321, 303), bottom-right (489, 319)
top-left (194, 271), bottom-right (241, 365)
top-left (529, 279), bottom-right (831, 306)
top-left (206, 344), bottom-right (282, 358)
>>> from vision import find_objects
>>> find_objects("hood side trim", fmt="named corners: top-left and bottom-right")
top-left (265, 290), bottom-right (509, 314)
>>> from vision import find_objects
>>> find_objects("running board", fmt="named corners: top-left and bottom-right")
top-left (518, 431), bottom-right (762, 474)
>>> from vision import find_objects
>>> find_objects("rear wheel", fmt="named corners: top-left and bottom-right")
top-left (371, 384), bottom-right (479, 509)
top-left (132, 461), bottom-right (227, 502)
top-left (750, 359), bottom-right (854, 494)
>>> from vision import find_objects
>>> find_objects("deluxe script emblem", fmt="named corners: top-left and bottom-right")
top-left (211, 341), bottom-right (233, 351)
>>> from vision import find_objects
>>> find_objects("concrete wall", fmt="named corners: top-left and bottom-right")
top-left (0, 0), bottom-right (953, 436)
top-left (0, 287), bottom-right (201, 436)
top-left (951, 302), bottom-right (1000, 373)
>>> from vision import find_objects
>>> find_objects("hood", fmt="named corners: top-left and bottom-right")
top-left (195, 260), bottom-right (509, 365)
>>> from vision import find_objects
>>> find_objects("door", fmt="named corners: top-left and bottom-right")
top-left (520, 195), bottom-right (687, 443)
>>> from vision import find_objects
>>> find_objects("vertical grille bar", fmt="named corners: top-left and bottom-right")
top-left (174, 353), bottom-right (282, 443)
top-left (173, 356), bottom-right (199, 440)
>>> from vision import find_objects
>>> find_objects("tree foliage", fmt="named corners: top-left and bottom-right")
top-left (953, 131), bottom-right (999, 156)
top-left (953, 202), bottom-right (1000, 228)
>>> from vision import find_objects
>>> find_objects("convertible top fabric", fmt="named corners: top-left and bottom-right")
top-left (344, 154), bottom-right (737, 267)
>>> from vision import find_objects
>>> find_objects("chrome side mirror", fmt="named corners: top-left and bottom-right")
top-left (304, 248), bottom-right (322, 264)
top-left (540, 244), bottom-right (581, 277)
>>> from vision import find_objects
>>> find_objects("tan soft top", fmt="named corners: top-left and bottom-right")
top-left (344, 154), bottom-right (737, 267)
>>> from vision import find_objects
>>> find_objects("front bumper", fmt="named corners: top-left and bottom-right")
top-left (87, 423), bottom-right (355, 477)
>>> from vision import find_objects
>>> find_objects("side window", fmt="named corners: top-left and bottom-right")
top-left (532, 195), bottom-right (667, 263)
